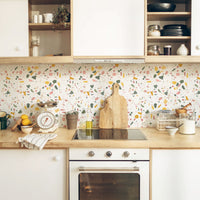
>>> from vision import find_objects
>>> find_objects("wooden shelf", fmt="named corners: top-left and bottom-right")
top-left (0, 56), bottom-right (73, 64)
top-left (145, 56), bottom-right (200, 63)
top-left (147, 36), bottom-right (191, 42)
top-left (147, 12), bottom-right (191, 21)
top-left (29, 23), bottom-right (70, 30)
top-left (29, 0), bottom-right (70, 5)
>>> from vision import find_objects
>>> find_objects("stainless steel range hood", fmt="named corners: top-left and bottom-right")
top-left (73, 58), bottom-right (145, 64)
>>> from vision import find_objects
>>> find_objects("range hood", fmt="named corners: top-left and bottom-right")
top-left (73, 58), bottom-right (145, 64)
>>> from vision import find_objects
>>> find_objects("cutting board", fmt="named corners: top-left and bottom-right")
top-left (99, 83), bottom-right (128, 129)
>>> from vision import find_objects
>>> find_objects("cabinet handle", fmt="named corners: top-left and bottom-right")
top-left (53, 156), bottom-right (61, 161)
top-left (78, 167), bottom-right (139, 172)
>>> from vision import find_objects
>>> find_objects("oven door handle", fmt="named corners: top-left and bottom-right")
top-left (78, 167), bottom-right (139, 172)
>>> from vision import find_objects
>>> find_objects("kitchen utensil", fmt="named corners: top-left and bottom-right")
top-left (166, 126), bottom-right (178, 136)
top-left (175, 103), bottom-right (191, 117)
top-left (99, 100), bottom-right (113, 129)
top-left (99, 83), bottom-right (128, 129)
top-left (0, 111), bottom-right (10, 130)
top-left (177, 44), bottom-right (189, 55)
top-left (148, 3), bottom-right (176, 12)
top-left (43, 13), bottom-right (53, 23)
top-left (147, 45), bottom-right (160, 56)
top-left (148, 25), bottom-right (161, 37)
top-left (164, 45), bottom-right (172, 55)
top-left (21, 126), bottom-right (33, 134)
top-left (163, 24), bottom-right (187, 30)
top-left (11, 118), bottom-right (22, 131)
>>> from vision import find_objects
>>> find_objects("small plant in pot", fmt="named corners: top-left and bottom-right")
top-left (66, 111), bottom-right (78, 129)
top-left (52, 4), bottom-right (70, 28)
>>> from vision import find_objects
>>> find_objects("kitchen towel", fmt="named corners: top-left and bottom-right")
top-left (18, 133), bottom-right (57, 150)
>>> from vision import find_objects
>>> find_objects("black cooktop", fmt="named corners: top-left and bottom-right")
top-left (73, 129), bottom-right (147, 140)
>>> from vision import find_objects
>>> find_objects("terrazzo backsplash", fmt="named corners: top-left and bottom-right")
top-left (1, 63), bottom-right (200, 128)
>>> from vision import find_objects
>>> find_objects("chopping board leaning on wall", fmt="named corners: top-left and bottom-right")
top-left (99, 83), bottom-right (128, 129)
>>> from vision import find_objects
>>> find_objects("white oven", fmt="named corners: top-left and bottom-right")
top-left (69, 148), bottom-right (149, 200)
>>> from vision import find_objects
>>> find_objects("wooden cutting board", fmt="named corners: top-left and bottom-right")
top-left (99, 83), bottom-right (128, 129)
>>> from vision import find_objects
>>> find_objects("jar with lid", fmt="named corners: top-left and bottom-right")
top-left (147, 45), bottom-right (160, 56)
top-left (148, 25), bottom-right (161, 37)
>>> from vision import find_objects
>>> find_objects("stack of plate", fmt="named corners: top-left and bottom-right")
top-left (161, 24), bottom-right (190, 36)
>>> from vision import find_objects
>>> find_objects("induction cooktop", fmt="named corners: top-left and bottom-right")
top-left (73, 129), bottom-right (147, 140)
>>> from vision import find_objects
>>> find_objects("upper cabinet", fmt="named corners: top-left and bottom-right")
top-left (73, 0), bottom-right (145, 57)
top-left (0, 0), bottom-right (29, 57)
top-left (191, 0), bottom-right (200, 55)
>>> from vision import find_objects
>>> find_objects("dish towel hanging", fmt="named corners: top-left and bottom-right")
top-left (18, 133), bottom-right (57, 150)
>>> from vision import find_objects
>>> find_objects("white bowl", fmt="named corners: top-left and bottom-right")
top-left (21, 126), bottom-right (33, 134)
top-left (166, 126), bottom-right (178, 136)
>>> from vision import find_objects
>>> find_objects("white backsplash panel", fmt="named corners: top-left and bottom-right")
top-left (0, 63), bottom-right (200, 128)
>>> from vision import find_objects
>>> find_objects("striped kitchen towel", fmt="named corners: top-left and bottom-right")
top-left (18, 133), bottom-right (57, 150)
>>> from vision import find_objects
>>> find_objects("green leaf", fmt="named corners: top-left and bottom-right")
top-left (52, 80), bottom-right (57, 84)
top-left (32, 75), bottom-right (36, 80)
top-left (101, 91), bottom-right (104, 95)
top-left (95, 76), bottom-right (100, 80)
top-left (27, 85), bottom-right (31, 88)
top-left (82, 110), bottom-right (86, 114)
top-left (37, 91), bottom-right (41, 95)
top-left (154, 85), bottom-right (158, 88)
top-left (154, 103), bottom-right (157, 108)
top-left (145, 110), bottom-right (150, 114)
top-left (27, 103), bottom-right (30, 108)
top-left (182, 85), bottom-right (185, 90)
top-left (55, 85), bottom-right (58, 89)
top-left (18, 110), bottom-right (22, 114)
top-left (69, 91), bottom-right (74, 94)
top-left (153, 74), bottom-right (157, 78)
top-left (90, 103), bottom-right (94, 108)
top-left (159, 76), bottom-right (164, 80)
top-left (180, 80), bottom-right (184, 84)
top-left (116, 80), bottom-right (120, 83)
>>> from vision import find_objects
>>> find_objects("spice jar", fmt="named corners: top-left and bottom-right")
top-left (147, 45), bottom-right (160, 56)
top-left (148, 25), bottom-right (161, 37)
top-left (164, 45), bottom-right (172, 55)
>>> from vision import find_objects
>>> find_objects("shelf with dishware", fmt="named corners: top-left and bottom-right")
top-left (145, 0), bottom-right (191, 60)
top-left (29, 22), bottom-right (70, 30)
top-left (28, 0), bottom-right (71, 58)
top-left (147, 12), bottom-right (191, 21)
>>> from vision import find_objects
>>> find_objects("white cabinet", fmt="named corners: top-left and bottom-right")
top-left (191, 0), bottom-right (200, 55)
top-left (0, 149), bottom-right (67, 200)
top-left (152, 150), bottom-right (200, 200)
top-left (73, 0), bottom-right (144, 57)
top-left (0, 0), bottom-right (29, 57)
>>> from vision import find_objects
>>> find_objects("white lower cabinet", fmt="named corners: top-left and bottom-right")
top-left (0, 149), bottom-right (67, 200)
top-left (152, 150), bottom-right (200, 200)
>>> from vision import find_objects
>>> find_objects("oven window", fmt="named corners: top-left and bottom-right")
top-left (79, 173), bottom-right (140, 200)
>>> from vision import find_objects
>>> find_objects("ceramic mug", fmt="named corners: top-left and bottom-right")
top-left (0, 111), bottom-right (10, 130)
top-left (43, 13), bottom-right (53, 23)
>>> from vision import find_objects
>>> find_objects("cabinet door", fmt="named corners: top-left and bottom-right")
top-left (0, 150), bottom-right (67, 200)
top-left (73, 0), bottom-right (144, 56)
top-left (0, 0), bottom-right (28, 57)
top-left (152, 150), bottom-right (200, 200)
top-left (191, 0), bottom-right (200, 55)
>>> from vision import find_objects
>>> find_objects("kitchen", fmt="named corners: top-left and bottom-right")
top-left (0, 0), bottom-right (200, 200)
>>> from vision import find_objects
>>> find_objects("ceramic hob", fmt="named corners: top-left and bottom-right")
top-left (73, 129), bottom-right (147, 140)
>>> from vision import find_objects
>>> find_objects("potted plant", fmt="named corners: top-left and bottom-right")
top-left (52, 4), bottom-right (70, 28)
top-left (66, 111), bottom-right (78, 129)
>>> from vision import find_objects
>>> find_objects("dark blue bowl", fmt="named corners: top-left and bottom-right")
top-left (148, 3), bottom-right (176, 12)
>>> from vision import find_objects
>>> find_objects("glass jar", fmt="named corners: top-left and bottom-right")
top-left (147, 45), bottom-right (160, 56)
top-left (148, 25), bottom-right (161, 37)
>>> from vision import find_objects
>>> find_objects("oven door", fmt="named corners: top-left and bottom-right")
top-left (70, 161), bottom-right (149, 200)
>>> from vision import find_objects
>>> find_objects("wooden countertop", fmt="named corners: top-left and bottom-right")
top-left (0, 128), bottom-right (200, 149)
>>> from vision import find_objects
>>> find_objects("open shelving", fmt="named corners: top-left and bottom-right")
top-left (145, 0), bottom-right (192, 62)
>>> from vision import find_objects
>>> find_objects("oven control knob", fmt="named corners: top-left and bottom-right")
top-left (123, 151), bottom-right (130, 157)
top-left (106, 151), bottom-right (112, 157)
top-left (88, 151), bottom-right (95, 157)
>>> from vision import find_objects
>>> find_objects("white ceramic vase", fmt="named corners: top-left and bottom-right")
top-left (177, 44), bottom-right (189, 56)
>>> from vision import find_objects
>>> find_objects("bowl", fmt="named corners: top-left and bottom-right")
top-left (166, 126), bottom-right (178, 136)
top-left (21, 126), bottom-right (33, 134)
top-left (148, 3), bottom-right (176, 12)
top-left (175, 108), bottom-right (187, 117)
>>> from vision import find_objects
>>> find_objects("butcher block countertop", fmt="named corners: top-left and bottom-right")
top-left (1, 128), bottom-right (200, 149)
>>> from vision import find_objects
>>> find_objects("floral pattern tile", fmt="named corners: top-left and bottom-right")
top-left (0, 63), bottom-right (200, 128)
